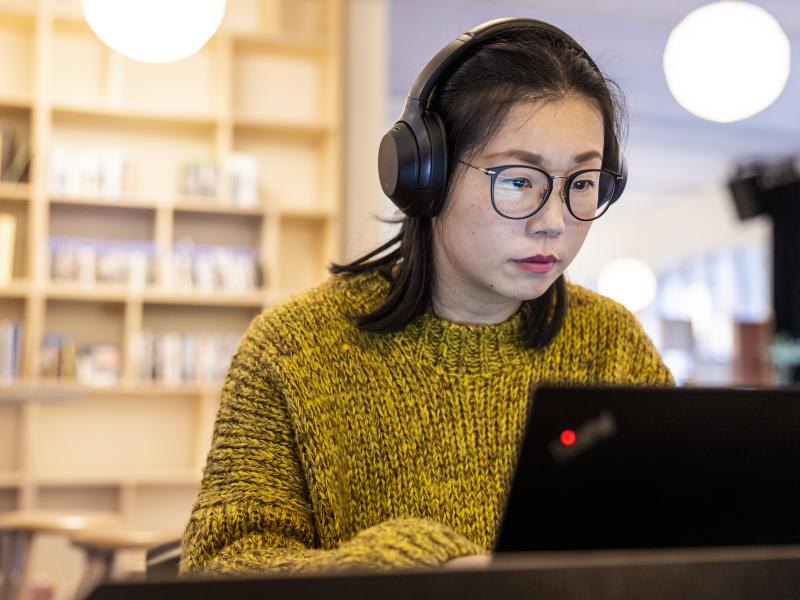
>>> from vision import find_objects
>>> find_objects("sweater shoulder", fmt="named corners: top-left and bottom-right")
top-left (275, 270), bottom-right (388, 320)
top-left (564, 280), bottom-right (642, 332)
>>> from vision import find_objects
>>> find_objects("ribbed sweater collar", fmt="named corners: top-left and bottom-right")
top-left (403, 310), bottom-right (526, 375)
top-left (349, 271), bottom-right (529, 376)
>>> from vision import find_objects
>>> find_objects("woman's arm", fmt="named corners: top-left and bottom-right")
top-left (180, 313), bottom-right (482, 575)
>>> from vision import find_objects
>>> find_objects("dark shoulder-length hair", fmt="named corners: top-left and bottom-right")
top-left (330, 25), bottom-right (628, 349)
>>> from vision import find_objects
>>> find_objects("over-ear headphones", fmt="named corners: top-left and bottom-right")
top-left (378, 17), bottom-right (628, 219)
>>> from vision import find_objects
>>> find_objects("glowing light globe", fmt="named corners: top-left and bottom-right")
top-left (82, 0), bottom-right (227, 64)
top-left (597, 258), bottom-right (658, 313)
top-left (663, 1), bottom-right (790, 123)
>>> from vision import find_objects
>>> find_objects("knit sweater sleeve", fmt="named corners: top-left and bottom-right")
top-left (180, 311), bottom-right (483, 576)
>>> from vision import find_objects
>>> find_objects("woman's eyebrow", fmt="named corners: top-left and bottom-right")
top-left (483, 149), bottom-right (603, 166)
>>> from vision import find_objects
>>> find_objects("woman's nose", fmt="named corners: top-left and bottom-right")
top-left (527, 182), bottom-right (567, 237)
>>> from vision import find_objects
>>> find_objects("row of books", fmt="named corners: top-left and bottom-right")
top-left (41, 334), bottom-right (121, 387)
top-left (136, 331), bottom-right (241, 385)
top-left (48, 237), bottom-right (156, 288)
top-left (48, 237), bottom-right (262, 293)
top-left (0, 320), bottom-right (23, 380)
top-left (49, 146), bottom-right (136, 199)
top-left (164, 243), bottom-right (262, 293)
top-left (179, 154), bottom-right (260, 207)
top-left (40, 330), bottom-right (242, 387)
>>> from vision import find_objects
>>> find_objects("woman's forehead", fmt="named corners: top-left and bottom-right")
top-left (480, 97), bottom-right (605, 162)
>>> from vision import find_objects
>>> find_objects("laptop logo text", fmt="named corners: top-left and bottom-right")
top-left (548, 410), bottom-right (618, 464)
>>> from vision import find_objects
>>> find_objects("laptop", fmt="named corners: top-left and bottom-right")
top-left (494, 385), bottom-right (800, 553)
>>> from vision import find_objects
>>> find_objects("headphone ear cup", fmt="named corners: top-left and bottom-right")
top-left (378, 110), bottom-right (449, 218)
top-left (378, 121), bottom-right (420, 215)
top-left (419, 110), bottom-right (448, 217)
top-left (610, 149), bottom-right (628, 204)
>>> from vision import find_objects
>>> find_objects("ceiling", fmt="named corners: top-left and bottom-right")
top-left (387, 0), bottom-right (800, 199)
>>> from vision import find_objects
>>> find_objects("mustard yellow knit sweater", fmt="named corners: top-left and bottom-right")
top-left (181, 270), bottom-right (673, 575)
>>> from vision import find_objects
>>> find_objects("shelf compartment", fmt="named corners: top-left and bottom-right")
top-left (233, 132), bottom-right (324, 212)
top-left (233, 51), bottom-right (321, 126)
top-left (138, 304), bottom-right (252, 388)
top-left (51, 111), bottom-right (216, 200)
top-left (118, 43), bottom-right (217, 117)
top-left (43, 299), bottom-right (125, 383)
top-left (29, 394), bottom-right (198, 473)
top-left (50, 18), bottom-right (106, 106)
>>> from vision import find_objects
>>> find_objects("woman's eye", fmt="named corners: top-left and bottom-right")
top-left (571, 179), bottom-right (595, 191)
top-left (499, 177), bottom-right (531, 189)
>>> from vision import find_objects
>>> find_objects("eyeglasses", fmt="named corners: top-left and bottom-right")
top-left (458, 159), bottom-right (623, 222)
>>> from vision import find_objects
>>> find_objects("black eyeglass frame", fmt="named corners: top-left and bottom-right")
top-left (458, 159), bottom-right (624, 222)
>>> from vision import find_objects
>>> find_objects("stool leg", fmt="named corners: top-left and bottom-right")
top-left (73, 548), bottom-right (114, 600)
top-left (0, 530), bottom-right (32, 600)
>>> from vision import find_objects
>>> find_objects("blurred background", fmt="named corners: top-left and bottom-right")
top-left (0, 0), bottom-right (797, 597)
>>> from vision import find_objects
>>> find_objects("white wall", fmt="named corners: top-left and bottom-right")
top-left (567, 182), bottom-right (771, 287)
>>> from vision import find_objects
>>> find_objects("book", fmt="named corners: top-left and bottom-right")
top-left (0, 127), bottom-right (14, 180)
top-left (4, 137), bottom-right (30, 183)
top-left (225, 153), bottom-right (260, 207)
top-left (0, 320), bottom-right (22, 380)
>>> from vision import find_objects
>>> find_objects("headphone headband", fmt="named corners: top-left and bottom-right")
top-left (408, 17), bottom-right (602, 110)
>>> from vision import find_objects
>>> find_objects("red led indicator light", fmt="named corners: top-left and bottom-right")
top-left (560, 429), bottom-right (577, 446)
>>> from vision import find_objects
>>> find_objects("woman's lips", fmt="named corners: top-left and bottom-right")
top-left (513, 254), bottom-right (559, 274)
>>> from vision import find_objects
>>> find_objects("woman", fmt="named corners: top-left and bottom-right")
top-left (180, 17), bottom-right (673, 575)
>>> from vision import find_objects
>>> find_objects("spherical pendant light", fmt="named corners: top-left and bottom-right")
top-left (597, 258), bottom-right (658, 314)
top-left (81, 0), bottom-right (227, 64)
top-left (663, 1), bottom-right (790, 123)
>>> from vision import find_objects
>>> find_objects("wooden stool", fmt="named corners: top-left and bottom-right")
top-left (70, 528), bottom-right (181, 600)
top-left (0, 510), bottom-right (119, 600)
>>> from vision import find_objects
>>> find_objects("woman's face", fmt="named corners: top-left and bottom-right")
top-left (431, 95), bottom-right (605, 322)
